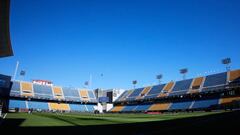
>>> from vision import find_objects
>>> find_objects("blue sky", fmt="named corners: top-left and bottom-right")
top-left (1, 0), bottom-right (240, 90)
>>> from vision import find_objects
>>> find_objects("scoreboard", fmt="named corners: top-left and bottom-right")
top-left (32, 80), bottom-right (53, 86)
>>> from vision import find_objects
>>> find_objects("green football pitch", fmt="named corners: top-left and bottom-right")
top-left (4, 111), bottom-right (221, 127)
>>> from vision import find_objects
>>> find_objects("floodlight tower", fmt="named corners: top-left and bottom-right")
top-left (180, 68), bottom-right (188, 80)
top-left (156, 74), bottom-right (163, 85)
top-left (19, 70), bottom-right (26, 81)
top-left (132, 80), bottom-right (137, 89)
top-left (13, 61), bottom-right (19, 80)
top-left (222, 58), bottom-right (231, 71)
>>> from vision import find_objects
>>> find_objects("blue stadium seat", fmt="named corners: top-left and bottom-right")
top-left (134, 104), bottom-right (152, 111)
top-left (9, 100), bottom-right (26, 109)
top-left (126, 97), bottom-right (136, 101)
top-left (144, 84), bottom-right (165, 99)
top-left (10, 81), bottom-right (21, 97)
top-left (203, 72), bottom-right (227, 87)
top-left (121, 105), bottom-right (137, 112)
top-left (33, 84), bottom-right (54, 99)
top-left (191, 99), bottom-right (219, 109)
top-left (85, 104), bottom-right (95, 112)
top-left (88, 91), bottom-right (95, 99)
top-left (168, 90), bottom-right (188, 96)
top-left (172, 79), bottom-right (193, 92)
top-left (144, 94), bottom-right (159, 99)
top-left (169, 101), bottom-right (192, 110)
top-left (69, 104), bottom-right (87, 112)
top-left (62, 87), bottom-right (81, 101)
top-left (128, 88), bottom-right (144, 97)
top-left (28, 101), bottom-right (49, 110)
top-left (116, 91), bottom-right (128, 101)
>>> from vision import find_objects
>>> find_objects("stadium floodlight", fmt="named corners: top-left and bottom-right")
top-left (222, 58), bottom-right (231, 71)
top-left (20, 70), bottom-right (26, 76)
top-left (156, 74), bottom-right (163, 84)
top-left (132, 80), bottom-right (137, 89)
top-left (19, 70), bottom-right (26, 81)
top-left (180, 68), bottom-right (188, 80)
top-left (84, 81), bottom-right (89, 88)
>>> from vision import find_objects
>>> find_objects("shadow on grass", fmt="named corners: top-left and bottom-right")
top-left (36, 113), bottom-right (123, 126)
top-left (1, 111), bottom-right (239, 135)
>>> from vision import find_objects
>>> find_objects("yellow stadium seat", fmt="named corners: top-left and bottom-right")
top-left (53, 86), bottom-right (64, 99)
top-left (229, 70), bottom-right (240, 82)
top-left (188, 77), bottom-right (204, 93)
top-left (49, 103), bottom-right (70, 111)
top-left (191, 77), bottom-right (204, 89)
top-left (157, 93), bottom-right (168, 98)
top-left (21, 82), bottom-right (33, 97)
top-left (148, 103), bottom-right (170, 111)
top-left (157, 82), bottom-right (174, 97)
top-left (111, 106), bottom-right (124, 112)
top-left (136, 86), bottom-right (152, 99)
top-left (220, 97), bottom-right (240, 104)
top-left (80, 90), bottom-right (89, 101)
top-left (163, 82), bottom-right (174, 92)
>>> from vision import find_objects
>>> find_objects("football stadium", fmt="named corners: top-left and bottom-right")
top-left (1, 0), bottom-right (240, 134)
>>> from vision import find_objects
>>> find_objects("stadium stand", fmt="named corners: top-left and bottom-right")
top-left (88, 90), bottom-right (97, 102)
top-left (191, 99), bottom-right (219, 109)
top-left (136, 86), bottom-right (152, 99)
top-left (148, 103), bottom-right (171, 111)
top-left (6, 70), bottom-right (240, 114)
top-left (169, 101), bottom-right (193, 110)
top-left (220, 97), bottom-right (240, 104)
top-left (21, 82), bottom-right (34, 97)
top-left (9, 81), bottom-right (97, 102)
top-left (62, 87), bottom-right (81, 101)
top-left (79, 90), bottom-right (89, 101)
top-left (85, 104), bottom-right (95, 112)
top-left (33, 84), bottom-right (54, 99)
top-left (7, 80), bottom-right (97, 113)
top-left (144, 84), bottom-right (165, 99)
top-left (10, 81), bottom-right (21, 97)
top-left (188, 77), bottom-right (204, 94)
top-left (69, 104), bottom-right (87, 112)
top-left (134, 104), bottom-right (152, 111)
top-left (53, 86), bottom-right (64, 99)
top-left (169, 79), bottom-right (193, 96)
top-left (111, 70), bottom-right (240, 113)
top-left (8, 100), bottom-right (96, 112)
top-left (9, 99), bottom-right (26, 109)
top-left (229, 70), bottom-right (240, 83)
top-left (49, 103), bottom-right (70, 111)
top-left (27, 101), bottom-right (49, 110)
top-left (121, 105), bottom-right (138, 112)
top-left (126, 88), bottom-right (144, 101)
top-left (110, 106), bottom-right (124, 112)
top-left (116, 91), bottom-right (129, 101)
top-left (158, 82), bottom-right (174, 97)
top-left (202, 72), bottom-right (227, 92)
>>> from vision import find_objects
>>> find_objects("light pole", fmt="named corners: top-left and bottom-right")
top-left (180, 68), bottom-right (188, 80)
top-left (13, 61), bottom-right (19, 80)
top-left (222, 58), bottom-right (231, 71)
top-left (156, 74), bottom-right (163, 85)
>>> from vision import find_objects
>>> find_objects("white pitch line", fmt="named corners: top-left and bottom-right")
top-left (3, 113), bottom-right (7, 119)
